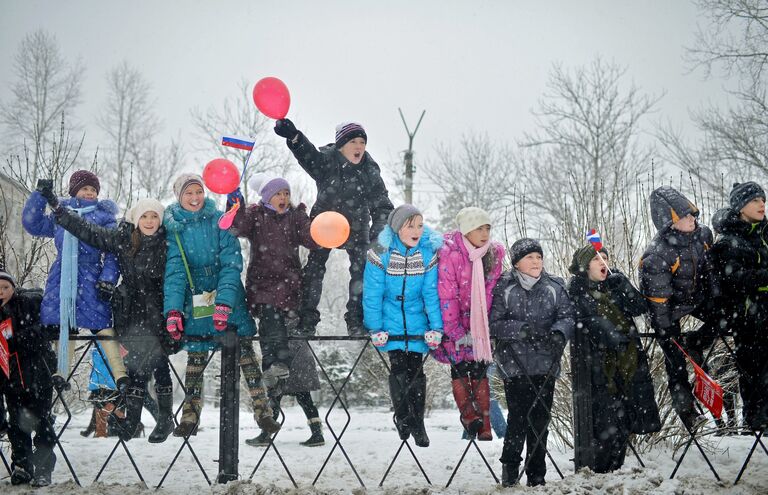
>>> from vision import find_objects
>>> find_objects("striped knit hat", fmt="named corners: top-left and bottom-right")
top-left (335, 122), bottom-right (367, 148)
top-left (0, 268), bottom-right (16, 288)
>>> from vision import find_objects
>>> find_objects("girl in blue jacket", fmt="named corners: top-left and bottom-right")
top-left (363, 204), bottom-right (443, 447)
top-left (163, 174), bottom-right (279, 437)
top-left (23, 171), bottom-right (127, 391)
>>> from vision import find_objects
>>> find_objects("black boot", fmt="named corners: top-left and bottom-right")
top-left (300, 418), bottom-right (325, 447)
top-left (501, 463), bottom-right (519, 487)
top-left (149, 385), bottom-right (175, 443)
top-left (388, 373), bottom-right (411, 440)
top-left (118, 386), bottom-right (145, 441)
top-left (11, 461), bottom-right (33, 485)
top-left (31, 448), bottom-right (56, 488)
top-left (245, 430), bottom-right (272, 447)
top-left (409, 373), bottom-right (430, 448)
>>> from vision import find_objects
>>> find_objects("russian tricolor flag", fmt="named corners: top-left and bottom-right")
top-left (586, 229), bottom-right (603, 251)
top-left (221, 135), bottom-right (255, 151)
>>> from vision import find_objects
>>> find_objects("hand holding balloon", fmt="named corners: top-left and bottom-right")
top-left (274, 119), bottom-right (298, 140)
top-left (310, 211), bottom-right (350, 249)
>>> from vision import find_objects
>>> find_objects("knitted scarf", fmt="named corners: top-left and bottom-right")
top-left (58, 204), bottom-right (96, 376)
top-left (462, 236), bottom-right (493, 363)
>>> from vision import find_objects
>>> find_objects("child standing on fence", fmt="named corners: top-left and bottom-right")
top-left (363, 204), bottom-right (444, 448)
top-left (163, 174), bottom-right (280, 437)
top-left (23, 173), bottom-right (127, 392)
top-left (490, 238), bottom-right (574, 487)
top-left (274, 119), bottom-right (394, 336)
top-left (0, 269), bottom-right (57, 487)
top-left (709, 182), bottom-right (768, 431)
top-left (47, 196), bottom-right (177, 442)
top-left (639, 186), bottom-right (715, 430)
top-left (433, 207), bottom-right (504, 441)
top-left (227, 173), bottom-right (325, 446)
top-left (568, 245), bottom-right (660, 473)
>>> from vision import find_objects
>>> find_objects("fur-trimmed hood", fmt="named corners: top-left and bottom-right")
top-left (375, 224), bottom-right (443, 252)
top-left (163, 197), bottom-right (221, 233)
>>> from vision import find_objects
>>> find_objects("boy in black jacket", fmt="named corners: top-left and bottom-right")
top-left (639, 186), bottom-right (714, 429)
top-left (274, 119), bottom-right (394, 336)
top-left (0, 269), bottom-right (57, 486)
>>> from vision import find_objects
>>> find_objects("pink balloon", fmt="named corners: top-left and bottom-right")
top-left (203, 158), bottom-right (240, 194)
top-left (253, 77), bottom-right (291, 119)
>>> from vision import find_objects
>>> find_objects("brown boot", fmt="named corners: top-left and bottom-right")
top-left (95, 405), bottom-right (114, 438)
top-left (173, 400), bottom-right (200, 437)
top-left (451, 377), bottom-right (482, 437)
top-left (473, 378), bottom-right (493, 441)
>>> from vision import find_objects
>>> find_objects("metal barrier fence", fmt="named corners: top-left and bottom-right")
top-left (0, 330), bottom-right (766, 489)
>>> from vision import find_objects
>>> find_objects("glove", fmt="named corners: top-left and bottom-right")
top-left (274, 118), bottom-right (298, 140)
top-left (604, 272), bottom-right (625, 291)
top-left (424, 330), bottom-right (443, 350)
top-left (96, 281), bottom-right (115, 302)
top-left (370, 331), bottom-right (389, 347)
top-left (226, 188), bottom-right (244, 210)
top-left (454, 333), bottom-right (473, 350)
top-left (550, 331), bottom-right (567, 354)
top-left (36, 179), bottom-right (59, 210)
top-left (166, 310), bottom-right (184, 341)
top-left (213, 304), bottom-right (232, 332)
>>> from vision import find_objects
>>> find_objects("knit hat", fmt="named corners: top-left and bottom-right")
top-left (249, 173), bottom-right (291, 204)
top-left (649, 186), bottom-right (699, 230)
top-left (730, 182), bottom-right (766, 213)
top-left (335, 121), bottom-right (367, 148)
top-left (127, 198), bottom-right (165, 225)
top-left (173, 173), bottom-right (205, 204)
top-left (455, 207), bottom-right (492, 235)
top-left (0, 268), bottom-right (16, 288)
top-left (68, 170), bottom-right (100, 197)
top-left (509, 238), bottom-right (543, 266)
top-left (569, 244), bottom-right (609, 275)
top-left (387, 204), bottom-right (422, 233)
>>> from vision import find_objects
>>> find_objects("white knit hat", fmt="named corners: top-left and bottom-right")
top-left (128, 198), bottom-right (165, 225)
top-left (455, 207), bottom-right (491, 235)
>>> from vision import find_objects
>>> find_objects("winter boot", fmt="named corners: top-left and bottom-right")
top-left (300, 417), bottom-right (325, 447)
top-left (149, 385), bottom-right (175, 443)
top-left (245, 430), bottom-right (272, 447)
top-left (95, 403), bottom-right (115, 438)
top-left (451, 377), bottom-right (482, 438)
top-left (173, 400), bottom-right (201, 437)
top-left (388, 373), bottom-right (411, 440)
top-left (11, 464), bottom-right (33, 485)
top-left (118, 386), bottom-right (145, 441)
top-left (81, 407), bottom-right (97, 437)
top-left (30, 448), bottom-right (55, 488)
top-left (473, 377), bottom-right (493, 441)
top-left (409, 373), bottom-right (430, 448)
top-left (501, 463), bottom-right (519, 487)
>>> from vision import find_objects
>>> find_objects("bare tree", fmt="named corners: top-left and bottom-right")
top-left (0, 30), bottom-right (83, 182)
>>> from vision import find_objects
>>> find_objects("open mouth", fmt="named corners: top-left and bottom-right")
top-left (354, 152), bottom-right (361, 160)
top-left (600, 267), bottom-right (607, 276)
top-left (278, 203), bottom-right (287, 210)
top-left (411, 237), bottom-right (420, 243)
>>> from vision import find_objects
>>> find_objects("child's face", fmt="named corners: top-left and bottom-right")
top-left (587, 254), bottom-right (609, 282)
top-left (181, 184), bottom-right (205, 212)
top-left (75, 185), bottom-right (98, 201)
top-left (339, 137), bottom-right (366, 165)
top-left (269, 189), bottom-right (291, 214)
top-left (741, 197), bottom-right (766, 223)
top-left (0, 280), bottom-right (14, 306)
top-left (515, 252), bottom-right (543, 278)
top-left (398, 215), bottom-right (424, 248)
top-left (465, 224), bottom-right (491, 248)
top-left (672, 213), bottom-right (696, 233)
top-left (138, 211), bottom-right (161, 236)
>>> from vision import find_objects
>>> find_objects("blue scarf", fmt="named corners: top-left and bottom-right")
top-left (58, 204), bottom-right (97, 376)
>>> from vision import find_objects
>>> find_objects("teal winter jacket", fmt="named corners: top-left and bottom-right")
top-left (163, 198), bottom-right (255, 351)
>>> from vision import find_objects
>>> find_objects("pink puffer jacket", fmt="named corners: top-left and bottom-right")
top-left (433, 230), bottom-right (505, 365)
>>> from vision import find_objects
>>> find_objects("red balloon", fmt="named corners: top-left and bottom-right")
top-left (202, 158), bottom-right (240, 194)
top-left (310, 211), bottom-right (350, 248)
top-left (253, 77), bottom-right (291, 119)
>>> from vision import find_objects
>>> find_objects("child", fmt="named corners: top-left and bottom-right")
top-left (227, 174), bottom-right (325, 446)
top-left (568, 245), bottom-right (660, 473)
top-left (433, 207), bottom-right (504, 440)
top-left (710, 182), bottom-right (768, 431)
top-left (46, 196), bottom-right (176, 442)
top-left (163, 174), bottom-right (279, 437)
top-left (0, 269), bottom-right (57, 487)
top-left (24, 172), bottom-right (127, 391)
top-left (490, 238), bottom-right (574, 487)
top-left (639, 186), bottom-right (714, 429)
top-left (274, 119), bottom-right (394, 336)
top-left (363, 204), bottom-right (444, 447)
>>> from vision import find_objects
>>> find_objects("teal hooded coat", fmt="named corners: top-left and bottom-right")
top-left (163, 198), bottom-right (255, 351)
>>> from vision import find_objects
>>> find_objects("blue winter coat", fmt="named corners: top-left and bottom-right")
top-left (22, 192), bottom-right (120, 330)
top-left (362, 225), bottom-right (444, 354)
top-left (163, 198), bottom-right (256, 352)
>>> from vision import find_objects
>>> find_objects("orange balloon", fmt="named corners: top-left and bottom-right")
top-left (310, 211), bottom-right (350, 248)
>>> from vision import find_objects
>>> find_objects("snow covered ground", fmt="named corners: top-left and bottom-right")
top-left (2, 407), bottom-right (767, 494)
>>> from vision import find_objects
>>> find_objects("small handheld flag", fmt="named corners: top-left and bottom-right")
top-left (586, 229), bottom-right (603, 251)
top-left (221, 136), bottom-right (255, 151)
top-left (673, 339), bottom-right (724, 419)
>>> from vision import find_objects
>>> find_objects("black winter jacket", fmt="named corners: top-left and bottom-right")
top-left (286, 132), bottom-right (393, 247)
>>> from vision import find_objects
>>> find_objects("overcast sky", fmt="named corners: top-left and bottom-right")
top-left (0, 0), bottom-right (731, 206)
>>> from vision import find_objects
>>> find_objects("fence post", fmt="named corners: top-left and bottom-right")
top-left (216, 326), bottom-right (240, 483)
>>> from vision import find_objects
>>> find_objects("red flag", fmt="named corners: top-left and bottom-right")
top-left (0, 318), bottom-right (12, 379)
top-left (673, 338), bottom-right (724, 419)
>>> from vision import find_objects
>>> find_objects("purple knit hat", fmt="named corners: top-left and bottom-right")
top-left (68, 170), bottom-right (100, 197)
top-left (249, 173), bottom-right (290, 204)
